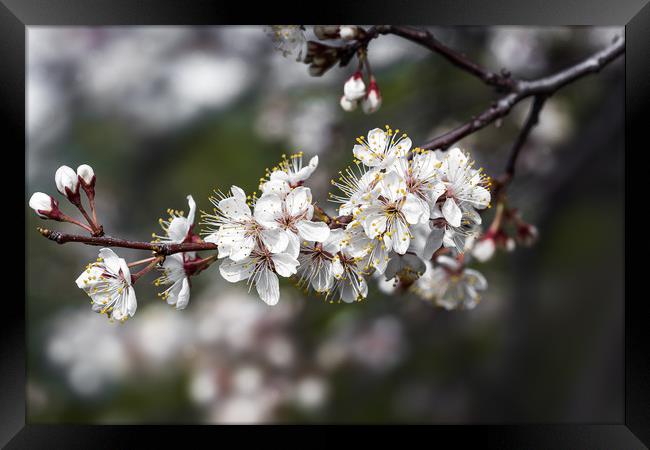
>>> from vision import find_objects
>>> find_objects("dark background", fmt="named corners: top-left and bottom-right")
top-left (25, 26), bottom-right (624, 423)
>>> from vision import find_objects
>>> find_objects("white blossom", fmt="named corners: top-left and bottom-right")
top-left (154, 194), bottom-right (197, 244)
top-left (329, 162), bottom-right (381, 216)
top-left (254, 186), bottom-right (330, 258)
top-left (413, 257), bottom-right (487, 310)
top-left (75, 248), bottom-right (137, 322)
top-left (434, 147), bottom-right (491, 228)
top-left (353, 126), bottom-right (412, 169)
top-left (265, 26), bottom-right (307, 61)
top-left (329, 249), bottom-right (369, 303)
top-left (260, 152), bottom-right (319, 195)
top-left (359, 171), bottom-right (425, 255)
top-left (155, 253), bottom-right (191, 310)
top-left (202, 186), bottom-right (288, 261)
top-left (219, 244), bottom-right (299, 306)
top-left (152, 195), bottom-right (200, 309)
top-left (296, 228), bottom-right (345, 293)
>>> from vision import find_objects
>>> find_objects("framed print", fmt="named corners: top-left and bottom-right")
top-left (3, 0), bottom-right (649, 446)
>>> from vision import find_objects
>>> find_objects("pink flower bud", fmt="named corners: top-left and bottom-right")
top-left (340, 95), bottom-right (358, 112)
top-left (516, 223), bottom-right (539, 246)
top-left (343, 72), bottom-right (366, 101)
top-left (361, 79), bottom-right (382, 114)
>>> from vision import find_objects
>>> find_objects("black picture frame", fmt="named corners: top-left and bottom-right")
top-left (5, 0), bottom-right (648, 446)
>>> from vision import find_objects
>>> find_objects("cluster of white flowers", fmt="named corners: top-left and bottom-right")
top-left (29, 126), bottom-right (504, 319)
top-left (328, 126), bottom-right (493, 308)
top-left (201, 152), bottom-right (330, 306)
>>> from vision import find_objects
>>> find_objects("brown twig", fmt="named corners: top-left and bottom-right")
top-left (418, 36), bottom-right (624, 151)
top-left (37, 227), bottom-right (218, 256)
top-left (491, 94), bottom-right (548, 199)
top-left (378, 25), bottom-right (516, 91)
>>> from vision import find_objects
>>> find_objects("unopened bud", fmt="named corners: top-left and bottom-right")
top-left (55, 165), bottom-right (80, 202)
top-left (340, 95), bottom-right (358, 112)
top-left (472, 234), bottom-right (496, 262)
top-left (516, 223), bottom-right (539, 246)
top-left (343, 72), bottom-right (366, 101)
top-left (29, 192), bottom-right (61, 220)
top-left (361, 79), bottom-right (382, 114)
top-left (77, 164), bottom-right (95, 186)
top-left (339, 26), bottom-right (359, 40)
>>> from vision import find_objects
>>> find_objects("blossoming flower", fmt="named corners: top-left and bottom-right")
top-left (296, 229), bottom-right (345, 293)
top-left (342, 221), bottom-right (390, 273)
top-left (329, 161), bottom-right (381, 216)
top-left (389, 148), bottom-right (445, 222)
top-left (328, 248), bottom-right (369, 303)
top-left (153, 195), bottom-right (197, 244)
top-left (259, 152), bottom-right (319, 196)
top-left (353, 126), bottom-right (412, 169)
top-left (413, 257), bottom-right (487, 310)
top-left (152, 195), bottom-right (205, 310)
top-left (433, 147), bottom-right (491, 228)
top-left (219, 243), bottom-right (299, 305)
top-left (155, 254), bottom-right (191, 310)
top-left (360, 171), bottom-right (426, 255)
top-left (254, 186), bottom-right (330, 257)
top-left (265, 25), bottom-right (307, 61)
top-left (75, 248), bottom-right (137, 322)
top-left (202, 186), bottom-right (288, 261)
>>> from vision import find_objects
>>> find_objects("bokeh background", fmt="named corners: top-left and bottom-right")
top-left (26, 26), bottom-right (624, 424)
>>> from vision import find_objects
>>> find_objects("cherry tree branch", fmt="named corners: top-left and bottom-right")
top-left (377, 25), bottom-right (516, 91)
top-left (418, 36), bottom-right (624, 152)
top-left (37, 227), bottom-right (217, 256)
top-left (491, 94), bottom-right (547, 199)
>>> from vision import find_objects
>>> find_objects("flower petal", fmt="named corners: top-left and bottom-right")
top-left (254, 194), bottom-right (282, 225)
top-left (402, 193), bottom-right (425, 224)
top-left (442, 198), bottom-right (462, 228)
top-left (260, 227), bottom-right (289, 254)
top-left (219, 258), bottom-right (254, 283)
top-left (272, 253), bottom-right (299, 278)
top-left (421, 227), bottom-right (445, 260)
top-left (363, 212), bottom-right (387, 239)
top-left (353, 144), bottom-right (381, 167)
top-left (296, 220), bottom-right (330, 242)
top-left (99, 248), bottom-right (122, 275)
top-left (285, 186), bottom-right (312, 216)
top-left (219, 196), bottom-right (251, 220)
top-left (229, 235), bottom-right (256, 261)
top-left (175, 277), bottom-right (191, 310)
top-left (392, 219), bottom-right (411, 254)
top-left (167, 217), bottom-right (190, 243)
top-left (186, 195), bottom-right (196, 225)
top-left (256, 268), bottom-right (280, 305)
